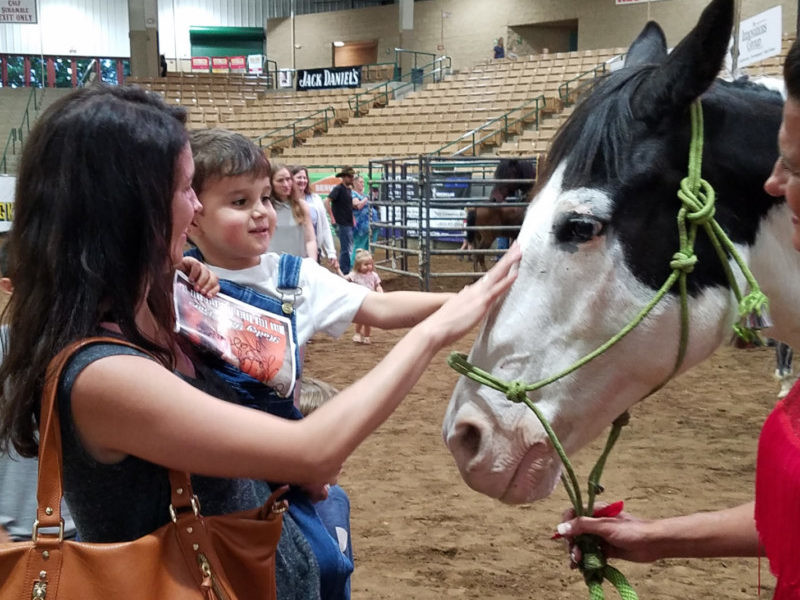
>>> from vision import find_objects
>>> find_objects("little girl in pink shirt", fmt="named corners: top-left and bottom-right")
top-left (347, 249), bottom-right (383, 343)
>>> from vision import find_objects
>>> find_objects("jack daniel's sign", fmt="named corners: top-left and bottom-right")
top-left (296, 66), bottom-right (362, 91)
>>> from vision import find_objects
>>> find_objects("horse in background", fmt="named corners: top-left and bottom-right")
top-left (465, 158), bottom-right (536, 270)
top-left (444, 0), bottom-right (800, 504)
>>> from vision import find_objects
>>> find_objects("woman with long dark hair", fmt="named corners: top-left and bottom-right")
top-left (0, 85), bottom-right (519, 588)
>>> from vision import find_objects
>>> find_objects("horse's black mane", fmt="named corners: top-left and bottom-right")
top-left (542, 66), bottom-right (784, 190)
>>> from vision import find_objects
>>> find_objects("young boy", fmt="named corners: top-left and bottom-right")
top-left (187, 129), bottom-right (453, 600)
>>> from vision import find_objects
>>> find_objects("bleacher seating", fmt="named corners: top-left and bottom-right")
top-left (276, 47), bottom-right (626, 166)
top-left (124, 35), bottom-right (798, 167)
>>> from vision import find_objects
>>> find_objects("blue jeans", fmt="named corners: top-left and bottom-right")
top-left (337, 225), bottom-right (354, 275)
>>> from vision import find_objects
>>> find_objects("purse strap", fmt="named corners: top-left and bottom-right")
top-left (35, 337), bottom-right (195, 542)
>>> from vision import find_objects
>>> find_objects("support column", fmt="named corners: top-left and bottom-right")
top-left (46, 58), bottom-right (55, 87)
top-left (128, 0), bottom-right (159, 78)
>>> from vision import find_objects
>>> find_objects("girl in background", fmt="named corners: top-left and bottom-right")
top-left (291, 165), bottom-right (339, 272)
top-left (270, 163), bottom-right (317, 259)
top-left (347, 249), bottom-right (383, 344)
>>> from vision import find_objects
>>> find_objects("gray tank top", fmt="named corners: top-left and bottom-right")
top-left (57, 341), bottom-right (320, 599)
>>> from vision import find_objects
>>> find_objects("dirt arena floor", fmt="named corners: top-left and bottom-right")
top-left (303, 258), bottom-right (781, 599)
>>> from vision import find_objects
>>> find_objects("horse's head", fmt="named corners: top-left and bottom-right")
top-left (489, 158), bottom-right (536, 203)
top-left (444, 0), bottom-right (787, 504)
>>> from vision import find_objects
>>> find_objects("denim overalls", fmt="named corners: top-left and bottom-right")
top-left (184, 249), bottom-right (354, 600)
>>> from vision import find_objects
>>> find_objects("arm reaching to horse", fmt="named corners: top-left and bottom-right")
top-left (72, 245), bottom-right (521, 486)
top-left (557, 501), bottom-right (761, 564)
top-left (353, 290), bottom-right (455, 329)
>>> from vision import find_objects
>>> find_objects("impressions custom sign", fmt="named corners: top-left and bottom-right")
top-left (0, 0), bottom-right (37, 23)
top-left (737, 5), bottom-right (782, 68)
top-left (296, 66), bottom-right (362, 91)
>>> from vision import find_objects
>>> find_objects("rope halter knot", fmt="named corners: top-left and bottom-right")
top-left (669, 251), bottom-right (697, 274)
top-left (505, 381), bottom-right (528, 404)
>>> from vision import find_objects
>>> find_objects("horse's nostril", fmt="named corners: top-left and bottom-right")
top-left (458, 423), bottom-right (482, 458)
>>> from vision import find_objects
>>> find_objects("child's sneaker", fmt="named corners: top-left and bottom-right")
top-left (352, 333), bottom-right (362, 343)
top-left (362, 337), bottom-right (371, 345)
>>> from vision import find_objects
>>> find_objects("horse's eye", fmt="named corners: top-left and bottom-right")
top-left (554, 213), bottom-right (607, 244)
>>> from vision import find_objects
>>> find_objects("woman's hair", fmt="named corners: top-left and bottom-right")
top-left (353, 248), bottom-right (374, 272)
top-left (289, 165), bottom-right (312, 196)
top-left (271, 163), bottom-right (306, 225)
top-left (786, 38), bottom-right (800, 102)
top-left (190, 128), bottom-right (271, 195)
top-left (0, 85), bottom-right (188, 457)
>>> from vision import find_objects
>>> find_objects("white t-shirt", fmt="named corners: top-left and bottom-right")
top-left (207, 254), bottom-right (369, 346)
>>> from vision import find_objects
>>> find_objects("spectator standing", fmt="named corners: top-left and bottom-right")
top-left (326, 166), bottom-right (357, 274)
top-left (291, 165), bottom-right (339, 272)
top-left (493, 37), bottom-right (505, 59)
top-left (351, 175), bottom-right (370, 263)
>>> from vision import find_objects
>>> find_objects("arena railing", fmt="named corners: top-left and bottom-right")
top-left (428, 94), bottom-right (547, 158)
top-left (348, 55), bottom-right (451, 117)
top-left (255, 106), bottom-right (337, 152)
top-left (558, 63), bottom-right (607, 106)
top-left (1, 85), bottom-right (41, 174)
top-left (265, 59), bottom-right (279, 89)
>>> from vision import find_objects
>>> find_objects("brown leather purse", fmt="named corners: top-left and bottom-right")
top-left (0, 338), bottom-right (287, 599)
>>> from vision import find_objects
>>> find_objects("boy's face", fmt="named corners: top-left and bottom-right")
top-left (190, 174), bottom-right (275, 270)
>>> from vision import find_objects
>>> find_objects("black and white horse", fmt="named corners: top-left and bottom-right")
top-left (443, 0), bottom-right (800, 504)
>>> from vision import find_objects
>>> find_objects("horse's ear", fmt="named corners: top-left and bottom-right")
top-left (631, 0), bottom-right (733, 121)
top-left (624, 22), bottom-right (668, 68)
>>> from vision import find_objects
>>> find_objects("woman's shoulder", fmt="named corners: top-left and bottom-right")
top-left (60, 340), bottom-right (156, 391)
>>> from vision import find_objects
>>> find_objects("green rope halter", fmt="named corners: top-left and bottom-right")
top-left (448, 100), bottom-right (770, 600)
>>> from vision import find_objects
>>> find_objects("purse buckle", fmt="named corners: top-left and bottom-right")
top-left (169, 494), bottom-right (202, 523)
top-left (31, 519), bottom-right (64, 543)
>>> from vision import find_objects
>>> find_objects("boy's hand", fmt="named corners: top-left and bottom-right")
top-left (423, 243), bottom-right (520, 348)
top-left (179, 257), bottom-right (220, 298)
top-left (300, 482), bottom-right (331, 503)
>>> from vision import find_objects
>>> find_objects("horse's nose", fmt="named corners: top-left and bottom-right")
top-left (445, 417), bottom-right (494, 476)
top-left (452, 420), bottom-right (484, 460)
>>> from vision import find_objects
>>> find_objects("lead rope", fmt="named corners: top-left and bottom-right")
top-left (448, 100), bottom-right (770, 600)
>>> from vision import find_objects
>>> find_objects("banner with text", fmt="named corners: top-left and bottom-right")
top-left (297, 66), bottom-right (362, 91)
top-left (211, 57), bottom-right (229, 73)
top-left (737, 5), bottom-right (782, 69)
top-left (0, 0), bottom-right (37, 23)
top-left (247, 54), bottom-right (264, 75)
top-left (191, 56), bottom-right (211, 72)
top-left (229, 56), bottom-right (246, 72)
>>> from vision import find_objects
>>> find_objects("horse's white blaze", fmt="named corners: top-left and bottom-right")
top-left (443, 163), bottom-right (762, 504)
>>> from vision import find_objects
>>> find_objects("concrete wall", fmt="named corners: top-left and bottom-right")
top-left (1, 0), bottom-right (794, 72)
top-left (268, 0), bottom-right (797, 73)
top-left (577, 0), bottom-right (796, 50)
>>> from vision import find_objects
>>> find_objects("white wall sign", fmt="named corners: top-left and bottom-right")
top-left (0, 0), bottom-right (37, 24)
top-left (247, 54), bottom-right (263, 75)
top-left (0, 176), bottom-right (15, 233)
top-left (737, 5), bottom-right (782, 68)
